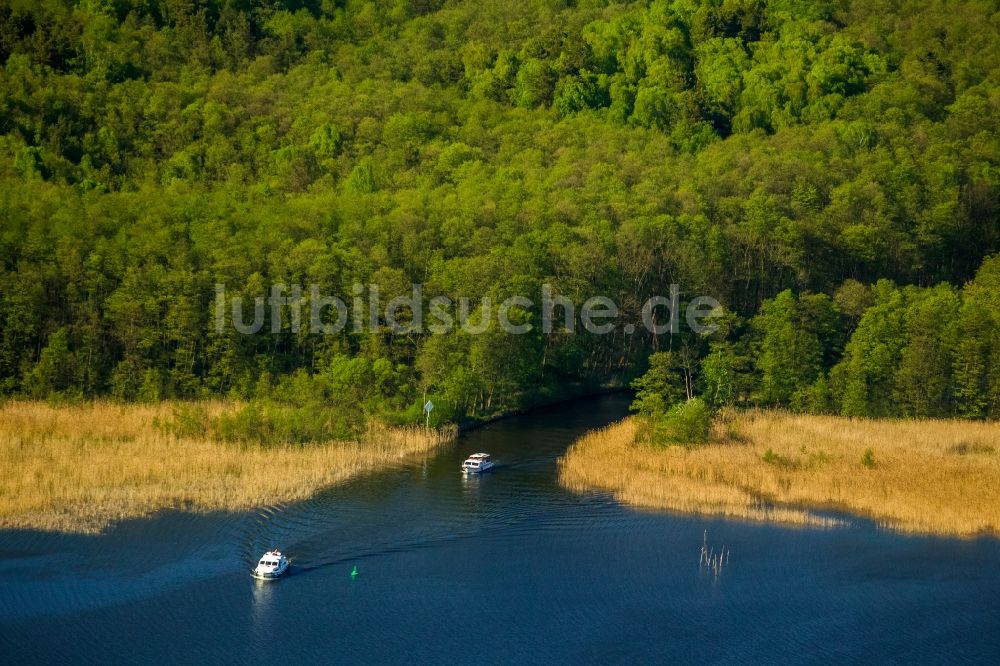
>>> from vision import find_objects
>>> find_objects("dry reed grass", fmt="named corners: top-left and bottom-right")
top-left (558, 412), bottom-right (1000, 536)
top-left (0, 400), bottom-right (456, 533)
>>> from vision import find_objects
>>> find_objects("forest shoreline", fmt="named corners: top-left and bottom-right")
top-left (456, 385), bottom-right (628, 431)
top-left (557, 412), bottom-right (1000, 537)
top-left (0, 400), bottom-right (457, 534)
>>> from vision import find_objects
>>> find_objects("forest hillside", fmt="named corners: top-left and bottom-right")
top-left (2, 0), bottom-right (999, 430)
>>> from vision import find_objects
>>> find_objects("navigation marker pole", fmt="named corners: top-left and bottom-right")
top-left (423, 399), bottom-right (434, 429)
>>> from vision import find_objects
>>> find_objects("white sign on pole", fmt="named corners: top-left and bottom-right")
top-left (423, 400), bottom-right (434, 428)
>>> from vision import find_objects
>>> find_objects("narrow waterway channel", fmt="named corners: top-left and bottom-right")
top-left (2, 394), bottom-right (998, 663)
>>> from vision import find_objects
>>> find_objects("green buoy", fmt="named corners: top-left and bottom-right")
top-left (351, 565), bottom-right (358, 580)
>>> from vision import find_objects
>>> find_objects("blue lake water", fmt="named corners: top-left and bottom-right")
top-left (2, 394), bottom-right (998, 663)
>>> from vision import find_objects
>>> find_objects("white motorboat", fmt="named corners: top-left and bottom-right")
top-left (252, 550), bottom-right (289, 580)
top-left (461, 452), bottom-right (494, 474)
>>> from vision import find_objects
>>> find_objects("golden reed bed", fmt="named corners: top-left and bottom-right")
top-left (0, 401), bottom-right (456, 533)
top-left (558, 413), bottom-right (1000, 536)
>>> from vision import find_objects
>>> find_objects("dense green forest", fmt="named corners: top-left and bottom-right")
top-left (2, 0), bottom-right (1000, 433)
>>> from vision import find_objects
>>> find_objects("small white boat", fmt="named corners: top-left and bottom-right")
top-left (252, 550), bottom-right (289, 580)
top-left (461, 452), bottom-right (494, 474)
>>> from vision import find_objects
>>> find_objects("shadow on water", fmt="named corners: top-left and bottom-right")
top-left (2, 393), bottom-right (999, 664)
